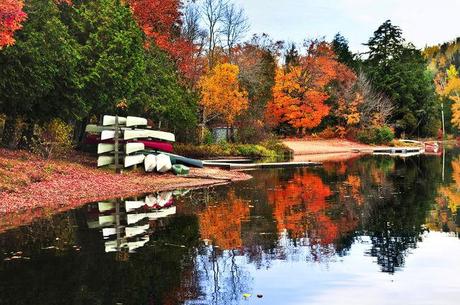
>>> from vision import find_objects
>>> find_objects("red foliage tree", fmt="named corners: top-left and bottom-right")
top-left (127, 0), bottom-right (198, 81)
top-left (266, 41), bottom-right (357, 134)
top-left (0, 0), bottom-right (27, 48)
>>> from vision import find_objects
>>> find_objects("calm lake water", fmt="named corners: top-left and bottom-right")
top-left (1, 150), bottom-right (460, 305)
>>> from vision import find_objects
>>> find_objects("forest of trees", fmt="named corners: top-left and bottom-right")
top-left (0, 0), bottom-right (457, 151)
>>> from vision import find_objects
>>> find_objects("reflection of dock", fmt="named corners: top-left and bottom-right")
top-left (203, 161), bottom-right (322, 170)
top-left (373, 147), bottom-right (424, 157)
top-left (86, 192), bottom-right (179, 253)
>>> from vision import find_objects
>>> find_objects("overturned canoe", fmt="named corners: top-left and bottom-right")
top-left (86, 125), bottom-right (175, 142)
top-left (103, 115), bottom-right (127, 126)
top-left (144, 154), bottom-right (157, 173)
top-left (98, 201), bottom-right (115, 212)
top-left (98, 156), bottom-right (115, 167)
top-left (124, 154), bottom-right (145, 168)
top-left (126, 116), bottom-right (148, 127)
top-left (156, 154), bottom-right (172, 173)
top-left (124, 129), bottom-right (175, 142)
top-left (138, 140), bottom-right (174, 153)
top-left (125, 143), bottom-right (145, 154)
top-left (97, 143), bottom-right (116, 154)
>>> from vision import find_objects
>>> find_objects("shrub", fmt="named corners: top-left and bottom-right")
top-left (357, 126), bottom-right (394, 145)
top-left (31, 119), bottom-right (74, 158)
top-left (374, 126), bottom-right (394, 144)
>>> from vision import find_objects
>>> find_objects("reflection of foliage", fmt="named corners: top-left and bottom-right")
top-left (198, 190), bottom-right (250, 250)
top-left (0, 212), bottom-right (203, 305)
top-left (360, 156), bottom-right (440, 273)
top-left (433, 156), bottom-right (460, 234)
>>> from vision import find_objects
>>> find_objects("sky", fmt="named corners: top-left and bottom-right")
top-left (231, 0), bottom-right (460, 53)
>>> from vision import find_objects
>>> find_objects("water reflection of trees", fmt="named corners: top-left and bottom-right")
top-left (356, 156), bottom-right (441, 273)
top-left (0, 154), bottom-right (450, 304)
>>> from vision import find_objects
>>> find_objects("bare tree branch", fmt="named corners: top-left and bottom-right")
top-left (221, 3), bottom-right (250, 60)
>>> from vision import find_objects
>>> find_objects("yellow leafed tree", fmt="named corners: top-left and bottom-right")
top-left (439, 65), bottom-right (460, 129)
top-left (199, 63), bottom-right (249, 127)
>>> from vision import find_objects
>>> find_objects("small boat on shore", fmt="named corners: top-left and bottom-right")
top-left (156, 154), bottom-right (172, 173)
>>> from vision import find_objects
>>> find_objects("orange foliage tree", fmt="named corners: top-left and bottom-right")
top-left (198, 63), bottom-right (249, 127)
top-left (267, 171), bottom-right (336, 242)
top-left (0, 0), bottom-right (27, 48)
top-left (266, 41), bottom-right (356, 134)
top-left (198, 191), bottom-right (250, 250)
top-left (127, 0), bottom-right (197, 80)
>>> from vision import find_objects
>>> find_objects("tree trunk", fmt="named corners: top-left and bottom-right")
top-left (1, 114), bottom-right (18, 149)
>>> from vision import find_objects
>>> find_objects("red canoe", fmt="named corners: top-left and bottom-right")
top-left (137, 140), bottom-right (173, 153)
top-left (84, 135), bottom-right (173, 153)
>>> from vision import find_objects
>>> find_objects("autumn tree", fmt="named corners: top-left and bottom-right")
top-left (267, 41), bottom-right (354, 135)
top-left (198, 63), bottom-right (249, 139)
top-left (0, 0), bottom-right (27, 48)
top-left (233, 34), bottom-right (279, 143)
top-left (127, 0), bottom-right (196, 80)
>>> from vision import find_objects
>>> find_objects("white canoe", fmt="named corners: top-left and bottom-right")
top-left (127, 207), bottom-right (177, 225)
top-left (126, 142), bottom-right (145, 154)
top-left (102, 228), bottom-right (117, 238)
top-left (144, 154), bottom-right (157, 173)
top-left (157, 192), bottom-right (173, 207)
top-left (103, 115), bottom-right (127, 126)
top-left (87, 125), bottom-right (175, 142)
top-left (104, 239), bottom-right (128, 253)
top-left (101, 130), bottom-right (116, 141)
top-left (125, 200), bottom-right (145, 212)
top-left (97, 143), bottom-right (145, 155)
top-left (145, 194), bottom-right (158, 207)
top-left (126, 116), bottom-right (148, 127)
top-left (98, 156), bottom-right (115, 167)
top-left (99, 215), bottom-right (116, 227)
top-left (128, 237), bottom-right (150, 252)
top-left (98, 143), bottom-right (115, 154)
top-left (156, 154), bottom-right (172, 173)
top-left (123, 129), bottom-right (175, 142)
top-left (125, 224), bottom-right (149, 238)
top-left (124, 154), bottom-right (145, 168)
top-left (98, 201), bottom-right (115, 212)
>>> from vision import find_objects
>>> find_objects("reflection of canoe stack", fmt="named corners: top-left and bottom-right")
top-left (87, 115), bottom-right (203, 172)
top-left (85, 192), bottom-right (178, 253)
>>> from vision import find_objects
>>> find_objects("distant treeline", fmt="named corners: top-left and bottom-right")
top-left (0, 1), bottom-right (456, 151)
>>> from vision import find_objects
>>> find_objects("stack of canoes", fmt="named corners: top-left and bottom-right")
top-left (85, 192), bottom-right (178, 253)
top-left (86, 115), bottom-right (202, 173)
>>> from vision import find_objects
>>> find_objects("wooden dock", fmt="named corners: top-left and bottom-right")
top-left (203, 161), bottom-right (322, 170)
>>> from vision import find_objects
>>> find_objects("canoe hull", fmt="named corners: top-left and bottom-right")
top-left (103, 115), bottom-right (127, 126)
top-left (156, 154), bottom-right (172, 173)
top-left (126, 116), bottom-right (148, 127)
top-left (124, 154), bottom-right (145, 168)
top-left (144, 154), bottom-right (157, 173)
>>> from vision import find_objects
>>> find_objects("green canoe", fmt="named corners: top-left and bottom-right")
top-left (172, 164), bottom-right (190, 176)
